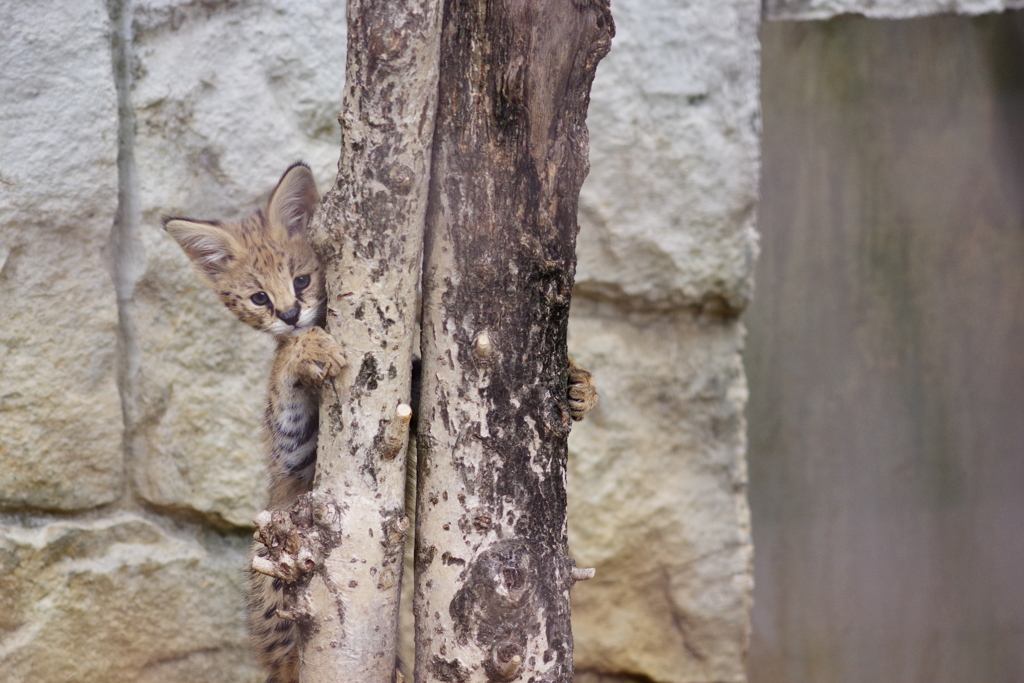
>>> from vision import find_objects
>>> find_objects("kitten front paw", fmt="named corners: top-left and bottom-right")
top-left (567, 357), bottom-right (598, 422)
top-left (292, 327), bottom-right (347, 384)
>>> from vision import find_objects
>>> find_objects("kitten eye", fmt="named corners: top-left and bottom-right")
top-left (251, 291), bottom-right (270, 306)
top-left (293, 274), bottom-right (311, 291)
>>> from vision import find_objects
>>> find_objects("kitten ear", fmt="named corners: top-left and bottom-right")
top-left (267, 162), bottom-right (320, 236)
top-left (163, 218), bottom-right (237, 281)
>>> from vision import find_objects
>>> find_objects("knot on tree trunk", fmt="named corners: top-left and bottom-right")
top-left (252, 493), bottom-right (344, 587)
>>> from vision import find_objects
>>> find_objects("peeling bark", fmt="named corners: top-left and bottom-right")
top-left (286, 2), bottom-right (443, 682)
top-left (414, 3), bottom-right (614, 683)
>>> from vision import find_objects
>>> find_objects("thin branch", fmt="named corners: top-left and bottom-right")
top-left (281, 2), bottom-right (444, 681)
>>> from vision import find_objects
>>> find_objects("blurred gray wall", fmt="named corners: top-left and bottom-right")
top-left (749, 11), bottom-right (1024, 683)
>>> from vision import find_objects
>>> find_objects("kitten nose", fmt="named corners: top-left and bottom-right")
top-left (277, 305), bottom-right (301, 326)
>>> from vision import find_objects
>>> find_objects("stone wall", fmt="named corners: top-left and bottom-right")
top-left (568, 2), bottom-right (758, 681)
top-left (0, 1), bottom-right (757, 682)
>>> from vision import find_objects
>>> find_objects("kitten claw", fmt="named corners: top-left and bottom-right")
top-left (306, 361), bottom-right (327, 382)
top-left (567, 357), bottom-right (598, 422)
top-left (289, 327), bottom-right (347, 384)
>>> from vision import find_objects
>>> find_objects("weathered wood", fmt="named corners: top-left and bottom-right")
top-left (414, 2), bottom-right (614, 682)
top-left (291, 2), bottom-right (443, 681)
top-left (751, 16), bottom-right (1024, 683)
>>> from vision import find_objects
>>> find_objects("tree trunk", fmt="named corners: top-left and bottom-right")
top-left (414, 3), bottom-right (614, 683)
top-left (289, 2), bottom-right (442, 681)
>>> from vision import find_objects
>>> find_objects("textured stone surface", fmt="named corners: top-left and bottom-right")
top-left (0, 513), bottom-right (257, 683)
top-left (765, 0), bottom-right (1024, 19)
top-left (132, 0), bottom-right (347, 218)
top-left (568, 306), bottom-right (752, 683)
top-left (575, 0), bottom-right (760, 315)
top-left (0, 0), bottom-right (124, 510)
top-left (127, 0), bottom-right (347, 527)
top-left (567, 1), bottom-right (758, 681)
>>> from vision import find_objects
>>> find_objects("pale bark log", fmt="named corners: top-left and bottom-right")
top-left (414, 3), bottom-right (614, 683)
top-left (287, 2), bottom-right (443, 681)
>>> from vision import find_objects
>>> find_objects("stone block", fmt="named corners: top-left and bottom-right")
top-left (0, 0), bottom-right (123, 510)
top-left (568, 306), bottom-right (752, 683)
top-left (576, 0), bottom-right (761, 315)
top-left (0, 513), bottom-right (257, 682)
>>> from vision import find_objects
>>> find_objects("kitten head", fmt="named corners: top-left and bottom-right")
top-left (164, 162), bottom-right (325, 339)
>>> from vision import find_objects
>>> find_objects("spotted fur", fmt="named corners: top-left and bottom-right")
top-left (165, 162), bottom-right (341, 683)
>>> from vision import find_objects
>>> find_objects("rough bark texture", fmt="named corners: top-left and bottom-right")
top-left (414, 3), bottom-right (614, 683)
top-left (280, 2), bottom-right (442, 681)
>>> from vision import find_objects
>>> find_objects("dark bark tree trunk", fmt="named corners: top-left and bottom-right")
top-left (266, 2), bottom-right (612, 681)
top-left (414, 3), bottom-right (614, 683)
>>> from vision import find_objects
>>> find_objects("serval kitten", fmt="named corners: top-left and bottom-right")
top-left (165, 161), bottom-right (599, 683)
top-left (165, 162), bottom-right (340, 683)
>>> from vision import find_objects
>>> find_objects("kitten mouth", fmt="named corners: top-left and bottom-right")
top-left (272, 319), bottom-right (314, 338)
top-left (296, 306), bottom-right (321, 331)
top-left (268, 320), bottom-right (301, 337)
